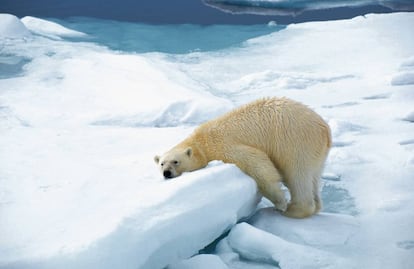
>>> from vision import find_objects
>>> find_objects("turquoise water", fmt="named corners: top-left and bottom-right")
top-left (53, 17), bottom-right (284, 54)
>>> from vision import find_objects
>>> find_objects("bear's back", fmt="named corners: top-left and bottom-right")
top-left (199, 97), bottom-right (331, 166)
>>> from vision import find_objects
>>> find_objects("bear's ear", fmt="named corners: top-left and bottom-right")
top-left (154, 155), bottom-right (160, 164)
top-left (185, 147), bottom-right (192, 157)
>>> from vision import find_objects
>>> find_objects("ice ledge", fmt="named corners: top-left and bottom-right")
top-left (0, 14), bottom-right (31, 39)
top-left (21, 16), bottom-right (87, 39)
top-left (2, 162), bottom-right (260, 269)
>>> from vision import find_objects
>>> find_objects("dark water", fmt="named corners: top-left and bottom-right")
top-left (0, 0), bottom-right (404, 25)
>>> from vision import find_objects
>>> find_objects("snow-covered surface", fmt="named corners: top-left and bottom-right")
top-left (0, 161), bottom-right (258, 269)
top-left (219, 221), bottom-right (351, 269)
top-left (391, 56), bottom-right (414, 86)
top-left (169, 254), bottom-right (229, 269)
top-left (20, 16), bottom-right (87, 40)
top-left (1, 11), bottom-right (414, 269)
top-left (0, 14), bottom-right (31, 39)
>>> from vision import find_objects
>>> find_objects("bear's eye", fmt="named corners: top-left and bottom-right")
top-left (173, 160), bottom-right (179, 166)
top-left (160, 162), bottom-right (164, 166)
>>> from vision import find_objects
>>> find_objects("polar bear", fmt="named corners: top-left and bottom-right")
top-left (154, 97), bottom-right (331, 218)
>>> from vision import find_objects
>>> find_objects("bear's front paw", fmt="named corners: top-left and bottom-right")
top-left (273, 198), bottom-right (288, 212)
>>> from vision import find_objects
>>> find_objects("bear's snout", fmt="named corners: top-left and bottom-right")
top-left (163, 170), bottom-right (173, 178)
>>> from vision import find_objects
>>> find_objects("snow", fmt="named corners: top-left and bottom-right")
top-left (20, 16), bottom-right (87, 39)
top-left (249, 209), bottom-right (359, 247)
top-left (1, 11), bottom-right (414, 269)
top-left (391, 56), bottom-right (414, 86)
top-left (404, 111), bottom-right (414, 122)
top-left (0, 159), bottom-right (259, 269)
top-left (220, 222), bottom-right (350, 269)
top-left (168, 254), bottom-right (229, 269)
top-left (0, 14), bottom-right (31, 39)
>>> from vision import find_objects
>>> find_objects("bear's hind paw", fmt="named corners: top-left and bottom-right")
top-left (283, 202), bottom-right (315, 218)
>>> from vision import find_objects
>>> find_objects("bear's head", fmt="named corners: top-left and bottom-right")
top-left (154, 147), bottom-right (206, 179)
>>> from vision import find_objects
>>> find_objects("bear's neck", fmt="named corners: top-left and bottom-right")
top-left (189, 126), bottom-right (224, 163)
top-left (177, 134), bottom-right (208, 165)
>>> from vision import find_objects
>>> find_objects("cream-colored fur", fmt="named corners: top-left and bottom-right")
top-left (155, 97), bottom-right (331, 218)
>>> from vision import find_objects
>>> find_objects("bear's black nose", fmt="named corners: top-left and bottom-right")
top-left (163, 170), bottom-right (172, 178)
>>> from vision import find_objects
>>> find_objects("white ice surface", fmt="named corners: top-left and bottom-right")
top-left (0, 14), bottom-right (31, 38)
top-left (1, 11), bottom-right (414, 269)
top-left (168, 254), bottom-right (229, 269)
top-left (391, 56), bottom-right (414, 86)
top-left (21, 16), bottom-right (87, 39)
top-left (221, 222), bottom-right (350, 269)
top-left (0, 160), bottom-right (259, 269)
top-left (248, 209), bottom-right (359, 248)
top-left (0, 18), bottom-right (233, 128)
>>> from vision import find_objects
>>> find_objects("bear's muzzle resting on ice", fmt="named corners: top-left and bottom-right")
top-left (154, 148), bottom-right (193, 179)
top-left (154, 97), bottom-right (332, 218)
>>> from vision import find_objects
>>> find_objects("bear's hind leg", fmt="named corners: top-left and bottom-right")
top-left (283, 171), bottom-right (316, 218)
top-left (225, 145), bottom-right (287, 212)
top-left (313, 173), bottom-right (323, 214)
